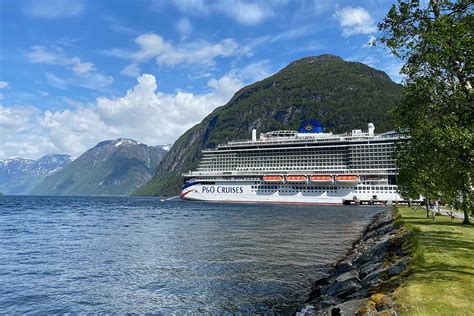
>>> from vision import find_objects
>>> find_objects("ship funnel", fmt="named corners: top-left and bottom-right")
top-left (252, 129), bottom-right (257, 141)
top-left (368, 123), bottom-right (375, 136)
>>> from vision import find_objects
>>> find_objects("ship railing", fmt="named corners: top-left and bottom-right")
top-left (182, 169), bottom-right (398, 177)
top-left (215, 134), bottom-right (403, 149)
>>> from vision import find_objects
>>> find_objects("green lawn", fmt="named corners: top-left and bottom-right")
top-left (394, 207), bottom-right (474, 315)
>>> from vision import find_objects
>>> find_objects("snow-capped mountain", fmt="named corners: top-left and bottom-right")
top-left (30, 138), bottom-right (167, 196)
top-left (0, 154), bottom-right (72, 194)
top-left (157, 144), bottom-right (172, 151)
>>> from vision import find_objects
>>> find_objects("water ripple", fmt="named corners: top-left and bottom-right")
top-left (0, 196), bottom-right (383, 314)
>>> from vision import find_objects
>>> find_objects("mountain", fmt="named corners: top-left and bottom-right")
top-left (30, 139), bottom-right (168, 196)
top-left (0, 154), bottom-right (72, 194)
top-left (134, 55), bottom-right (403, 197)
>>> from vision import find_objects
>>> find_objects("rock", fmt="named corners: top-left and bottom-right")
top-left (324, 278), bottom-right (362, 298)
top-left (346, 288), bottom-right (369, 300)
top-left (361, 268), bottom-right (386, 288)
top-left (316, 294), bottom-right (342, 308)
top-left (387, 258), bottom-right (408, 277)
top-left (335, 261), bottom-right (352, 274)
top-left (301, 210), bottom-right (410, 315)
top-left (327, 298), bottom-right (367, 316)
top-left (354, 236), bottom-right (392, 266)
top-left (360, 261), bottom-right (382, 278)
top-left (336, 270), bottom-right (360, 283)
top-left (296, 305), bottom-right (316, 316)
top-left (363, 223), bottom-right (393, 240)
top-left (308, 277), bottom-right (330, 299)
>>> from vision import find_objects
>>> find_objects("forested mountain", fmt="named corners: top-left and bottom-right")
top-left (135, 55), bottom-right (403, 197)
top-left (0, 154), bottom-right (71, 195)
top-left (31, 139), bottom-right (168, 196)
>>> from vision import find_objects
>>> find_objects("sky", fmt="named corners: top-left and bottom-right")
top-left (0, 0), bottom-right (404, 159)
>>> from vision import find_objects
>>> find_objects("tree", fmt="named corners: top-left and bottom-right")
top-left (379, 0), bottom-right (473, 224)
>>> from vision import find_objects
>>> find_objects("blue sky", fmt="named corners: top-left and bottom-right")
top-left (0, 0), bottom-right (403, 159)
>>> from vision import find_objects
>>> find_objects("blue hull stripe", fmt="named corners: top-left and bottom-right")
top-left (181, 182), bottom-right (198, 190)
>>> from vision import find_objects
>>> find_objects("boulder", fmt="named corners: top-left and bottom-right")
top-left (315, 294), bottom-right (342, 308)
top-left (326, 298), bottom-right (368, 316)
top-left (335, 270), bottom-right (360, 283)
top-left (334, 261), bottom-right (353, 274)
top-left (360, 261), bottom-right (382, 278)
top-left (323, 278), bottom-right (362, 298)
top-left (361, 268), bottom-right (386, 288)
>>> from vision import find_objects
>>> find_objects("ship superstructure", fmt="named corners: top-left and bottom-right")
top-left (181, 121), bottom-right (405, 204)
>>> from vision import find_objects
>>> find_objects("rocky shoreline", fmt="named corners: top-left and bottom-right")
top-left (299, 209), bottom-right (411, 315)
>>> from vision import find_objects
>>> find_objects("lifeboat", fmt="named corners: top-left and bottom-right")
top-left (335, 175), bottom-right (359, 185)
top-left (286, 175), bottom-right (308, 182)
top-left (309, 175), bottom-right (334, 184)
top-left (263, 175), bottom-right (284, 182)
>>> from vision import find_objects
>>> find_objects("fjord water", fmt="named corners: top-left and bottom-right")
top-left (0, 196), bottom-right (383, 314)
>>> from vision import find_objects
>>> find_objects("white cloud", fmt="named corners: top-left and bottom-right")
top-left (269, 24), bottom-right (318, 43)
top-left (334, 6), bottom-right (377, 37)
top-left (104, 16), bottom-right (139, 35)
top-left (78, 73), bottom-right (114, 90)
top-left (214, 1), bottom-right (273, 25)
top-left (176, 18), bottom-right (192, 38)
top-left (118, 33), bottom-right (244, 76)
top-left (0, 81), bottom-right (8, 89)
top-left (23, 0), bottom-right (84, 18)
top-left (310, 0), bottom-right (332, 15)
top-left (240, 24), bottom-right (322, 54)
top-left (45, 72), bottom-right (68, 89)
top-left (232, 60), bottom-right (273, 83)
top-left (121, 63), bottom-right (141, 77)
top-left (27, 46), bottom-right (113, 91)
top-left (0, 72), bottom-right (245, 159)
top-left (0, 105), bottom-right (38, 132)
top-left (70, 58), bottom-right (95, 75)
top-left (44, 72), bottom-right (113, 91)
top-left (27, 46), bottom-right (95, 76)
top-left (164, 0), bottom-right (277, 25)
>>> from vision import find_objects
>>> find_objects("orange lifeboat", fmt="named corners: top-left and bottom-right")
top-left (263, 175), bottom-right (284, 182)
top-left (309, 175), bottom-right (333, 184)
top-left (286, 175), bottom-right (308, 182)
top-left (335, 175), bottom-right (359, 185)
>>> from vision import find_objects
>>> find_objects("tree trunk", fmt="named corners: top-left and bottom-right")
top-left (462, 190), bottom-right (471, 225)
top-left (462, 208), bottom-right (471, 225)
top-left (425, 197), bottom-right (430, 218)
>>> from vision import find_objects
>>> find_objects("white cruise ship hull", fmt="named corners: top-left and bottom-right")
top-left (180, 181), bottom-right (403, 205)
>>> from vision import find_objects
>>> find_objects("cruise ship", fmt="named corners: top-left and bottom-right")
top-left (180, 120), bottom-right (405, 205)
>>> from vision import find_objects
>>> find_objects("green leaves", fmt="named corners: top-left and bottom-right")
top-left (380, 0), bottom-right (473, 221)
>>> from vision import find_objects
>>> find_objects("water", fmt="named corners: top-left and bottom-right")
top-left (0, 196), bottom-right (383, 314)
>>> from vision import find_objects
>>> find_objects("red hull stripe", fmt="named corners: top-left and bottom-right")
top-left (180, 190), bottom-right (195, 198)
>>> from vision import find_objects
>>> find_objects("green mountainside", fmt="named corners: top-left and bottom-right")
top-left (134, 55), bottom-right (403, 197)
top-left (31, 139), bottom-right (167, 196)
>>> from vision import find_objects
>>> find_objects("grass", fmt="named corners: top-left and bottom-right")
top-left (393, 207), bottom-right (474, 315)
